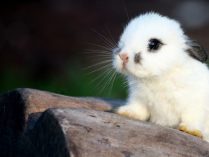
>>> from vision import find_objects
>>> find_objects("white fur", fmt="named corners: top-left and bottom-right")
top-left (113, 12), bottom-right (209, 141)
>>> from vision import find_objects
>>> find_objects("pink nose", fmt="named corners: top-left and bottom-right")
top-left (119, 53), bottom-right (129, 64)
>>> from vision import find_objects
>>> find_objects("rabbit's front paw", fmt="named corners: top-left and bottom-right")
top-left (178, 124), bottom-right (203, 138)
top-left (115, 105), bottom-right (149, 121)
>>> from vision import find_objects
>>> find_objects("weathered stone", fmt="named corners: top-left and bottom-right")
top-left (0, 88), bottom-right (121, 157)
top-left (0, 88), bottom-right (121, 134)
top-left (29, 108), bottom-right (209, 157)
top-left (1, 88), bottom-right (209, 157)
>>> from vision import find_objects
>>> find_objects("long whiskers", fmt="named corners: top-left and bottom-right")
top-left (83, 2), bottom-right (131, 97)
top-left (86, 42), bottom-right (114, 52)
top-left (91, 29), bottom-right (116, 49)
top-left (84, 30), bottom-right (123, 96)
top-left (86, 61), bottom-right (112, 75)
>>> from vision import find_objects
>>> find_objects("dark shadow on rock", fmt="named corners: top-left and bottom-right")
top-left (28, 110), bottom-right (70, 157)
top-left (0, 89), bottom-right (26, 136)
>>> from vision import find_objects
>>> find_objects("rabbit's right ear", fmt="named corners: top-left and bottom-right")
top-left (186, 40), bottom-right (208, 62)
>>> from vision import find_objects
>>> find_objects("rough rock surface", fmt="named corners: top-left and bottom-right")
top-left (30, 108), bottom-right (209, 157)
top-left (0, 88), bottom-right (209, 157)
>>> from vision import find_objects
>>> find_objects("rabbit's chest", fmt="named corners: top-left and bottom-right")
top-left (140, 81), bottom-right (181, 127)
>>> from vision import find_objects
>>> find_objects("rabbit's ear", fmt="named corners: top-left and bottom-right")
top-left (186, 40), bottom-right (208, 62)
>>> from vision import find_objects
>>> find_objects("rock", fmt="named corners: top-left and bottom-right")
top-left (29, 108), bottom-right (209, 157)
top-left (0, 88), bottom-right (121, 134)
top-left (0, 88), bottom-right (121, 157)
top-left (1, 88), bottom-right (209, 157)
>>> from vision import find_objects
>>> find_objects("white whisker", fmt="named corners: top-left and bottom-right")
top-left (91, 29), bottom-right (115, 49)
top-left (105, 26), bottom-right (117, 47)
top-left (84, 60), bottom-right (112, 70)
top-left (83, 28), bottom-right (123, 97)
top-left (86, 64), bottom-right (112, 75)
top-left (98, 69), bottom-right (115, 94)
top-left (107, 70), bottom-right (117, 95)
top-left (90, 68), bottom-right (111, 86)
top-left (86, 42), bottom-right (113, 52)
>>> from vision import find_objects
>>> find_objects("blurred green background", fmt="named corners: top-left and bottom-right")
top-left (0, 0), bottom-right (209, 98)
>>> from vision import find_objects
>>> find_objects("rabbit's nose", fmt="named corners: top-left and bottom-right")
top-left (119, 53), bottom-right (129, 64)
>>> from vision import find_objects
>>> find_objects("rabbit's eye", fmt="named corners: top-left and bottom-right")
top-left (148, 38), bottom-right (163, 52)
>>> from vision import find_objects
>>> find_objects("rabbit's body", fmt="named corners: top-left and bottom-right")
top-left (113, 12), bottom-right (209, 141)
top-left (127, 60), bottom-right (209, 137)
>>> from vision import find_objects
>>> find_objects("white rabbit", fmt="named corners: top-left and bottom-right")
top-left (112, 12), bottom-right (209, 141)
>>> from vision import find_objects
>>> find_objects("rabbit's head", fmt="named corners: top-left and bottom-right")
top-left (113, 12), bottom-right (207, 78)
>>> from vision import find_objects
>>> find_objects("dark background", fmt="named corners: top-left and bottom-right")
top-left (0, 0), bottom-right (209, 98)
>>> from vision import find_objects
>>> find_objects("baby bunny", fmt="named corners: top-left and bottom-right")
top-left (113, 12), bottom-right (209, 141)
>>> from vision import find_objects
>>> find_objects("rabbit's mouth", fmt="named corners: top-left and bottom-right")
top-left (112, 53), bottom-right (129, 74)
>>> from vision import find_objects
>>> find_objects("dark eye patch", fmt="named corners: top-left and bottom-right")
top-left (134, 52), bottom-right (141, 63)
top-left (148, 38), bottom-right (163, 52)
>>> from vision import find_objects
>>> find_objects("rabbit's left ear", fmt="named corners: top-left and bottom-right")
top-left (186, 40), bottom-right (208, 62)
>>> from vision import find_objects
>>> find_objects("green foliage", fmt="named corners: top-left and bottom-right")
top-left (0, 63), bottom-right (127, 99)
